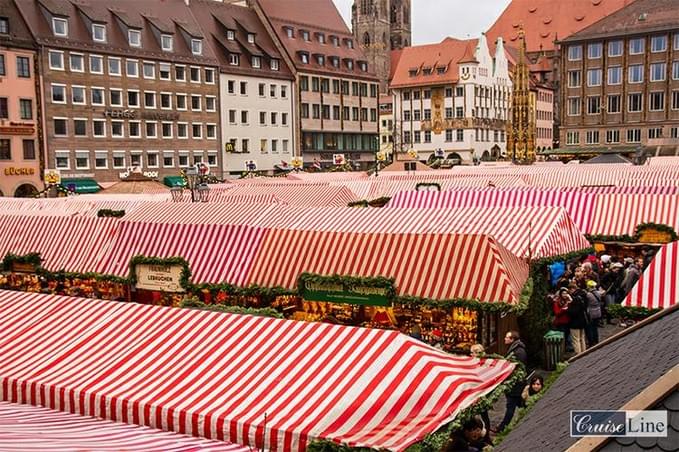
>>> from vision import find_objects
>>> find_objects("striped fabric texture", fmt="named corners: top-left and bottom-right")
top-left (0, 291), bottom-right (515, 451)
top-left (624, 242), bottom-right (678, 310)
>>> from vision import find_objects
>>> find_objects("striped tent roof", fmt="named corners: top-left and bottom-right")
top-left (0, 290), bottom-right (516, 451)
top-left (624, 242), bottom-right (678, 310)
top-left (385, 189), bottom-right (597, 233)
top-left (589, 194), bottom-right (679, 236)
top-left (246, 231), bottom-right (529, 304)
top-left (95, 222), bottom-right (266, 284)
top-left (257, 206), bottom-right (589, 259)
top-left (0, 401), bottom-right (245, 452)
top-left (122, 202), bottom-right (279, 225)
top-left (0, 215), bottom-right (119, 273)
top-left (212, 185), bottom-right (358, 207)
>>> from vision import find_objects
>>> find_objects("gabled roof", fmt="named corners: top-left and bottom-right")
top-left (0, 0), bottom-right (36, 49)
top-left (486, 0), bottom-right (633, 53)
top-left (563, 0), bottom-right (679, 42)
top-left (257, 0), bottom-right (349, 34)
top-left (390, 37), bottom-right (479, 89)
top-left (496, 304), bottom-right (679, 452)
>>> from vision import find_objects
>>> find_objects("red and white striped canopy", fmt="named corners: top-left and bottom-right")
top-left (0, 401), bottom-right (245, 451)
top-left (95, 222), bottom-right (266, 284)
top-left (0, 291), bottom-right (515, 451)
top-left (210, 184), bottom-right (358, 207)
top-left (0, 215), bottom-right (118, 272)
top-left (122, 202), bottom-right (279, 225)
top-left (246, 230), bottom-right (529, 304)
top-left (257, 206), bottom-right (588, 259)
top-left (589, 194), bottom-right (679, 236)
top-left (386, 189), bottom-right (597, 233)
top-left (624, 242), bottom-right (678, 310)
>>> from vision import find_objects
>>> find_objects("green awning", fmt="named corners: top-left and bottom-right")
top-left (61, 179), bottom-right (100, 194)
top-left (163, 176), bottom-right (186, 188)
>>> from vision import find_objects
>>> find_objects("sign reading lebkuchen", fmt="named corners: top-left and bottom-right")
top-left (301, 277), bottom-right (393, 306)
top-left (636, 225), bottom-right (675, 244)
top-left (135, 264), bottom-right (185, 293)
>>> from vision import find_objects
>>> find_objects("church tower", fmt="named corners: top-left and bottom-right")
top-left (352, 0), bottom-right (411, 93)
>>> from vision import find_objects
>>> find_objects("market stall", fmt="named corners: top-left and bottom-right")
top-left (623, 241), bottom-right (678, 313)
top-left (588, 193), bottom-right (679, 236)
top-left (245, 229), bottom-right (529, 352)
top-left (0, 290), bottom-right (517, 452)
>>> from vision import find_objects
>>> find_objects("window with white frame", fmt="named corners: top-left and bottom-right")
top-left (204, 68), bottom-right (215, 84)
top-left (143, 61), bottom-right (155, 79)
top-left (73, 118), bottom-right (87, 137)
top-left (247, 33), bottom-right (255, 44)
top-left (251, 56), bottom-right (261, 68)
top-left (55, 151), bottom-right (70, 169)
top-left (92, 24), bottom-right (106, 42)
top-left (649, 91), bottom-right (665, 111)
top-left (588, 42), bottom-right (602, 59)
top-left (144, 91), bottom-right (156, 109)
top-left (568, 45), bottom-right (582, 61)
top-left (49, 50), bottom-right (64, 70)
top-left (191, 39), bottom-right (202, 56)
top-left (585, 130), bottom-right (600, 144)
top-left (568, 97), bottom-right (580, 116)
top-left (161, 122), bottom-right (173, 138)
top-left (566, 131), bottom-right (580, 145)
top-left (673, 61), bottom-right (679, 80)
top-left (207, 152), bottom-right (217, 167)
top-left (607, 94), bottom-right (621, 114)
top-left (227, 30), bottom-right (235, 40)
top-left (108, 57), bottom-right (121, 75)
top-left (163, 151), bottom-right (174, 167)
top-left (651, 35), bottom-right (667, 53)
top-left (69, 53), bottom-right (84, 72)
top-left (130, 152), bottom-right (142, 167)
top-left (159, 63), bottom-right (171, 80)
top-left (161, 34), bottom-right (173, 51)
top-left (192, 152), bottom-right (203, 164)
top-left (650, 62), bottom-right (666, 82)
top-left (568, 70), bottom-right (581, 88)
top-left (51, 84), bottom-right (66, 103)
top-left (71, 86), bottom-right (85, 105)
top-left (608, 66), bottom-right (622, 85)
top-left (271, 59), bottom-right (279, 71)
top-left (675, 34), bottom-right (679, 50)
top-left (129, 120), bottom-right (141, 138)
top-left (191, 95), bottom-right (201, 111)
top-left (192, 123), bottom-right (202, 139)
top-left (190, 67), bottom-right (200, 82)
top-left (205, 96), bottom-right (216, 112)
top-left (126, 59), bottom-right (138, 77)
top-left (628, 93), bottom-right (643, 112)
top-left (177, 122), bottom-right (188, 138)
top-left (178, 152), bottom-right (189, 167)
top-left (127, 90), bottom-right (140, 108)
top-left (92, 119), bottom-right (106, 137)
top-left (52, 18), bottom-right (68, 37)
top-left (629, 64), bottom-right (643, 83)
top-left (176, 94), bottom-right (187, 110)
top-left (229, 54), bottom-right (239, 66)
top-left (629, 38), bottom-right (644, 54)
top-left (128, 29), bottom-right (141, 47)
top-left (608, 40), bottom-right (623, 57)
top-left (110, 89), bottom-right (122, 106)
top-left (147, 151), bottom-right (159, 168)
top-left (587, 68), bottom-right (602, 86)
top-left (52, 118), bottom-right (66, 136)
top-left (145, 121), bottom-right (157, 138)
top-left (111, 120), bottom-right (124, 137)
top-left (606, 130), bottom-right (620, 144)
top-left (75, 151), bottom-right (89, 169)
top-left (89, 55), bottom-right (103, 73)
top-left (175, 65), bottom-right (186, 81)
top-left (112, 152), bottom-right (125, 168)
top-left (160, 92), bottom-right (172, 109)
top-left (673, 90), bottom-right (679, 110)
top-left (648, 127), bottom-right (663, 139)
top-left (94, 151), bottom-right (108, 169)
top-left (205, 124), bottom-right (217, 139)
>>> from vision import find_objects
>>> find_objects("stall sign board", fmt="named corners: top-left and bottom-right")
top-left (301, 280), bottom-right (391, 306)
top-left (11, 262), bottom-right (36, 273)
top-left (637, 227), bottom-right (674, 244)
top-left (135, 264), bottom-right (185, 293)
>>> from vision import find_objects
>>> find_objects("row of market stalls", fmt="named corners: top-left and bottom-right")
top-left (0, 290), bottom-right (517, 451)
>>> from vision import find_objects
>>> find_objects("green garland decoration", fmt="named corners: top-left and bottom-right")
top-left (181, 297), bottom-right (284, 318)
top-left (297, 273), bottom-right (398, 301)
top-left (587, 222), bottom-right (678, 244)
top-left (634, 222), bottom-right (678, 241)
top-left (128, 255), bottom-right (192, 290)
top-left (367, 196), bottom-right (391, 208)
top-left (2, 253), bottom-right (43, 271)
top-left (347, 200), bottom-right (369, 208)
top-left (191, 282), bottom-right (295, 306)
top-left (607, 304), bottom-right (661, 320)
top-left (42, 269), bottom-right (129, 285)
top-left (97, 209), bottom-right (126, 218)
top-left (492, 362), bottom-right (569, 445)
top-left (415, 182), bottom-right (441, 192)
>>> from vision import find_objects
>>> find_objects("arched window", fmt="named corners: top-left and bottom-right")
top-left (363, 32), bottom-right (371, 47)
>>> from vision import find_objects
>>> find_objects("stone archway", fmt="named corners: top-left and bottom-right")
top-left (491, 145), bottom-right (501, 160)
top-left (481, 151), bottom-right (491, 161)
top-left (14, 183), bottom-right (38, 198)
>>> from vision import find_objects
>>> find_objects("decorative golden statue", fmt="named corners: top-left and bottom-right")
top-left (507, 27), bottom-right (536, 164)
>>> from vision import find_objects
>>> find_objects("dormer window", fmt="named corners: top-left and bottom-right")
top-left (161, 34), bottom-right (173, 52)
top-left (317, 55), bottom-right (325, 65)
top-left (437, 66), bottom-right (446, 74)
top-left (331, 35), bottom-right (339, 47)
top-left (318, 33), bottom-right (325, 44)
top-left (284, 27), bottom-right (294, 38)
top-left (251, 56), bottom-right (261, 68)
top-left (270, 58), bottom-right (280, 71)
top-left (346, 59), bottom-right (353, 70)
top-left (301, 30), bottom-right (310, 41)
top-left (128, 29), bottom-right (141, 47)
top-left (0, 17), bottom-right (9, 34)
top-left (92, 24), bottom-right (106, 42)
top-left (423, 67), bottom-right (432, 75)
top-left (191, 39), bottom-right (203, 56)
top-left (331, 57), bottom-right (339, 68)
top-left (247, 33), bottom-right (255, 44)
top-left (52, 17), bottom-right (68, 37)
top-left (346, 39), bottom-right (354, 49)
top-left (227, 30), bottom-right (235, 40)
top-left (229, 54), bottom-right (239, 66)
top-left (300, 52), bottom-right (309, 64)
top-left (359, 61), bottom-right (367, 72)
top-left (409, 69), bottom-right (418, 77)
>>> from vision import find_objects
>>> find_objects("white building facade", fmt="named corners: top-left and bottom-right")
top-left (391, 35), bottom-right (512, 163)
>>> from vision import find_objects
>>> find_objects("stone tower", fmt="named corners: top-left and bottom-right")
top-left (352, 0), bottom-right (411, 93)
top-left (507, 27), bottom-right (536, 164)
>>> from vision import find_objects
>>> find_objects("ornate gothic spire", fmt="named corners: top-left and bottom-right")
top-left (507, 26), bottom-right (536, 164)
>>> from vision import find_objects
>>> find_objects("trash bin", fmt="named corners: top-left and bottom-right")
top-left (543, 330), bottom-right (565, 371)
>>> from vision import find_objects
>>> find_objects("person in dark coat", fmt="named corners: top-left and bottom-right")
top-left (445, 416), bottom-right (489, 452)
top-left (495, 331), bottom-right (528, 432)
top-left (568, 283), bottom-right (589, 354)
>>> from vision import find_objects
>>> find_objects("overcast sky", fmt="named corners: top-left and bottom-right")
top-left (332, 0), bottom-right (511, 45)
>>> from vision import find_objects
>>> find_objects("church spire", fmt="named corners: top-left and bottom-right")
top-left (506, 26), bottom-right (536, 164)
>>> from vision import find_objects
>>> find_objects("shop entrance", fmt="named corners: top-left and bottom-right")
top-left (14, 184), bottom-right (38, 198)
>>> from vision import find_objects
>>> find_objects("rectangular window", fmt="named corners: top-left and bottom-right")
top-left (158, 63), bottom-right (171, 80)
top-left (608, 40), bottom-right (623, 57)
top-left (457, 129), bottom-right (464, 141)
top-left (143, 61), bottom-right (155, 79)
top-left (568, 70), bottom-right (581, 88)
top-left (588, 42), bottom-right (602, 59)
top-left (51, 84), bottom-right (66, 103)
top-left (177, 122), bottom-right (188, 138)
top-left (0, 17), bottom-right (8, 34)
top-left (19, 99), bottom-right (32, 119)
top-left (176, 94), bottom-right (187, 110)
top-left (204, 68), bottom-right (215, 84)
top-left (130, 153), bottom-right (142, 167)
top-left (16, 56), bottom-right (30, 78)
top-left (175, 65), bottom-right (186, 81)
top-left (629, 64), bottom-right (644, 83)
top-left (192, 123), bottom-right (202, 139)
top-left (206, 124), bottom-right (216, 139)
top-left (160, 93), bottom-right (171, 109)
top-left (53, 118), bottom-right (67, 136)
top-left (424, 131), bottom-right (431, 143)
top-left (75, 151), bottom-right (89, 169)
top-left (110, 89), bottom-right (122, 106)
top-left (126, 59), bottom-right (138, 77)
top-left (650, 62), bottom-right (666, 82)
top-left (191, 95), bottom-right (201, 111)
top-left (271, 139), bottom-right (277, 153)
top-left (629, 38), bottom-right (644, 55)
top-left (606, 130), bottom-right (620, 144)
top-left (585, 130), bottom-right (600, 144)
top-left (649, 91), bottom-right (665, 111)
top-left (229, 54), bottom-right (239, 66)
top-left (108, 57), bottom-right (121, 75)
top-left (129, 121), bottom-right (141, 138)
top-left (92, 24), bottom-right (106, 42)
top-left (675, 34), bottom-right (679, 50)
top-left (191, 39), bottom-right (203, 56)
top-left (69, 53), bottom-right (84, 72)
top-left (162, 122), bottom-right (173, 138)
top-left (161, 35), bottom-right (173, 51)
top-left (651, 35), bottom-right (667, 53)
top-left (672, 91), bottom-right (679, 110)
top-left (128, 29), bottom-right (141, 47)
top-left (163, 152), bottom-right (174, 168)
top-left (127, 90), bottom-right (139, 108)
top-left (282, 113), bottom-right (288, 125)
top-left (413, 131), bottom-right (421, 143)
top-left (190, 67), bottom-right (200, 82)
top-left (111, 120), bottom-right (124, 138)
top-left (608, 66), bottom-right (622, 85)
top-left (271, 112), bottom-right (278, 124)
top-left (673, 61), bottom-right (679, 80)
top-left (628, 93), bottom-right (643, 112)
top-left (73, 119), bottom-right (87, 137)
top-left (92, 119), bottom-right (106, 137)
top-left (90, 55), bottom-right (103, 74)
top-left (55, 151), bottom-right (69, 169)
top-left (0, 54), bottom-right (4, 75)
top-left (587, 69), bottom-right (602, 86)
top-left (566, 131), bottom-right (580, 145)
top-left (20, 139), bottom-right (34, 160)
top-left (49, 50), bottom-right (64, 70)
top-left (205, 96), bottom-right (216, 112)
top-left (456, 107), bottom-right (464, 118)
top-left (147, 152), bottom-right (159, 168)
top-left (112, 153), bottom-right (125, 169)
top-left (648, 127), bottom-right (663, 139)
top-left (672, 127), bottom-right (679, 139)
top-left (52, 18), bottom-right (68, 37)
top-left (144, 92), bottom-right (156, 108)
top-left (568, 97), bottom-right (581, 116)
top-left (271, 59), bottom-right (280, 71)
top-left (71, 86), bottom-right (85, 105)
top-left (607, 94), bottom-right (621, 114)
top-left (568, 45), bottom-right (582, 61)
top-left (95, 151), bottom-right (108, 169)
top-left (178, 153), bottom-right (189, 167)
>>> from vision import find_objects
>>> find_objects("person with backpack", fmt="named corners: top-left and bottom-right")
top-left (584, 280), bottom-right (602, 346)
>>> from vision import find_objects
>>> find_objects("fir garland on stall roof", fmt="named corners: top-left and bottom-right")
top-left (347, 197), bottom-right (392, 208)
top-left (127, 255), bottom-right (192, 290)
top-left (607, 304), bottom-right (662, 320)
top-left (586, 222), bottom-right (678, 244)
top-left (414, 182), bottom-right (442, 192)
top-left (181, 297), bottom-right (284, 318)
top-left (96, 209), bottom-right (126, 218)
top-left (191, 282), bottom-right (295, 307)
top-left (2, 253), bottom-right (42, 271)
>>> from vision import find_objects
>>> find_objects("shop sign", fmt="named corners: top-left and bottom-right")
top-left (4, 167), bottom-right (36, 176)
top-left (637, 227), bottom-right (674, 244)
top-left (301, 280), bottom-right (392, 306)
top-left (103, 109), bottom-right (180, 121)
top-left (135, 264), bottom-right (185, 293)
top-left (0, 125), bottom-right (35, 135)
top-left (11, 262), bottom-right (36, 273)
top-left (44, 169), bottom-right (61, 185)
top-left (119, 170), bottom-right (159, 180)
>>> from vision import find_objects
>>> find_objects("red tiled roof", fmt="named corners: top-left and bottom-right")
top-left (486, 0), bottom-right (634, 53)
top-left (390, 37), bottom-right (478, 89)
top-left (564, 0), bottom-right (679, 41)
top-left (257, 0), bottom-right (349, 33)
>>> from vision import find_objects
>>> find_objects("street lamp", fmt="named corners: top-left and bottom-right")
top-left (171, 163), bottom-right (210, 202)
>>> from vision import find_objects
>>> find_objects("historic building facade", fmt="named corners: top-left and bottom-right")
top-left (352, 0), bottom-right (411, 93)
top-left (258, 0), bottom-right (380, 169)
top-left (15, 0), bottom-right (221, 186)
top-left (559, 0), bottom-right (679, 154)
top-left (192, 0), bottom-right (295, 175)
top-left (0, 0), bottom-right (42, 197)
top-left (391, 35), bottom-right (512, 164)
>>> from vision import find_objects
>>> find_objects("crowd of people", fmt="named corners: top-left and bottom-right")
top-left (548, 250), bottom-right (653, 353)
